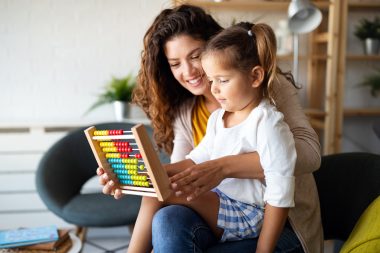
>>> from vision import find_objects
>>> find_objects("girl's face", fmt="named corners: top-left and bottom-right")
top-left (201, 52), bottom-right (261, 114)
top-left (164, 35), bottom-right (209, 96)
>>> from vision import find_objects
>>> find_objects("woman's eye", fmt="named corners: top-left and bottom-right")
top-left (219, 79), bottom-right (229, 84)
top-left (169, 63), bottom-right (180, 68)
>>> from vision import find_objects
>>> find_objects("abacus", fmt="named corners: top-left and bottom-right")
top-left (84, 124), bottom-right (171, 201)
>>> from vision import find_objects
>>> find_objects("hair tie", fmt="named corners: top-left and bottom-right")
top-left (247, 30), bottom-right (253, 37)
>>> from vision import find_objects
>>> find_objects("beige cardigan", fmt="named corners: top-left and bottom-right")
top-left (171, 74), bottom-right (323, 253)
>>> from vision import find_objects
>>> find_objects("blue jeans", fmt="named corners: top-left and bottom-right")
top-left (152, 205), bottom-right (304, 253)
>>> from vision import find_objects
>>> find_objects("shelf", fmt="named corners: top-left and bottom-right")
top-left (348, 1), bottom-right (380, 10)
top-left (174, 0), bottom-right (330, 11)
top-left (314, 32), bottom-right (329, 43)
top-left (346, 55), bottom-right (380, 61)
top-left (303, 108), bottom-right (380, 118)
top-left (277, 54), bottom-right (330, 61)
top-left (344, 108), bottom-right (380, 117)
top-left (0, 118), bottom-right (151, 133)
top-left (277, 55), bottom-right (309, 61)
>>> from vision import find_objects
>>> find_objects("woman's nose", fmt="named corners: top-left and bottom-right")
top-left (183, 61), bottom-right (197, 76)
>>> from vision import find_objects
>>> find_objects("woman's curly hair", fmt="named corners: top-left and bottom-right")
top-left (132, 4), bottom-right (222, 154)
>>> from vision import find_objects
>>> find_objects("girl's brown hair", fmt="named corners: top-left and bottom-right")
top-left (132, 5), bottom-right (222, 154)
top-left (202, 22), bottom-right (296, 103)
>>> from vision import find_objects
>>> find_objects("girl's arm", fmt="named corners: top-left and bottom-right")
top-left (256, 205), bottom-right (289, 253)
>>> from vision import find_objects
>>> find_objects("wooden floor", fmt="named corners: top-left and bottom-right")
top-left (81, 226), bottom-right (131, 253)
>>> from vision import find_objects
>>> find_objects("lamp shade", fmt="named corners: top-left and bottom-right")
top-left (288, 0), bottom-right (322, 34)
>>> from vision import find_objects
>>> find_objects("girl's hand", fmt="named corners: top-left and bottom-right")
top-left (170, 159), bottom-right (225, 201)
top-left (96, 167), bottom-right (123, 200)
top-left (169, 153), bottom-right (264, 201)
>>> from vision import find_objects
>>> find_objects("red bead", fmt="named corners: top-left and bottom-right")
top-left (127, 147), bottom-right (132, 152)
top-left (135, 154), bottom-right (142, 159)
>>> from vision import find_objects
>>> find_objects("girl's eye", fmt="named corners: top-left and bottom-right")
top-left (208, 80), bottom-right (213, 85)
top-left (191, 54), bottom-right (200, 60)
top-left (219, 79), bottom-right (229, 84)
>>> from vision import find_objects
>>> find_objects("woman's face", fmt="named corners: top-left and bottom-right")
top-left (164, 35), bottom-right (209, 96)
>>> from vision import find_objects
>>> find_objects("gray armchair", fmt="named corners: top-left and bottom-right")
top-left (313, 152), bottom-right (380, 241)
top-left (206, 152), bottom-right (380, 252)
top-left (36, 122), bottom-right (169, 252)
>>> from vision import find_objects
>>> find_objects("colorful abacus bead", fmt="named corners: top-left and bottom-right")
top-left (114, 142), bottom-right (129, 147)
top-left (106, 153), bottom-right (121, 158)
top-left (117, 174), bottom-right (148, 181)
top-left (94, 130), bottom-right (109, 136)
top-left (94, 129), bottom-right (124, 136)
top-left (108, 130), bottom-right (124, 135)
top-left (118, 179), bottom-right (150, 187)
top-left (99, 141), bottom-right (129, 147)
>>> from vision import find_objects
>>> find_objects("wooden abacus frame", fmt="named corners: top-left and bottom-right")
top-left (84, 124), bottom-right (171, 201)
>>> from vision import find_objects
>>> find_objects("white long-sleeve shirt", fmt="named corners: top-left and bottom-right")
top-left (186, 99), bottom-right (297, 208)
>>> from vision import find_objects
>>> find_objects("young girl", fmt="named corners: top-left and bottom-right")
top-left (128, 22), bottom-right (297, 253)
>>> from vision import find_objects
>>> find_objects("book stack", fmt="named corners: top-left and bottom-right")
top-left (0, 226), bottom-right (72, 253)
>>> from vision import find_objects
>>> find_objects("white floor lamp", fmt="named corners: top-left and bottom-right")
top-left (288, 0), bottom-right (322, 83)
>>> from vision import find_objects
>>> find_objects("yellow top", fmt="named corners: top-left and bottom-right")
top-left (191, 96), bottom-right (210, 147)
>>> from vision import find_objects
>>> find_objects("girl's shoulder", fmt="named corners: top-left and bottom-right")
top-left (253, 99), bottom-right (285, 123)
top-left (209, 108), bottom-right (224, 121)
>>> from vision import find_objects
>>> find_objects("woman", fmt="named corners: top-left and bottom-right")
top-left (98, 4), bottom-right (322, 253)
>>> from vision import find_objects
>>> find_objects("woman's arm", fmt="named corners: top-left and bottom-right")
top-left (170, 153), bottom-right (264, 201)
top-left (171, 100), bottom-right (266, 199)
top-left (273, 75), bottom-right (321, 175)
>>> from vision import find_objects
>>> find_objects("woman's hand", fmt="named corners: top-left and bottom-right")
top-left (96, 167), bottom-right (123, 200)
top-left (170, 159), bottom-right (225, 201)
top-left (170, 153), bottom-right (264, 201)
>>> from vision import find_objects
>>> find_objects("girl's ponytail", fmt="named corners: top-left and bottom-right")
top-left (251, 23), bottom-right (278, 103)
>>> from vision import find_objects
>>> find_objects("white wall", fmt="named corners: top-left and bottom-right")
top-left (2, 0), bottom-right (378, 153)
top-left (0, 0), bottom-right (171, 124)
top-left (0, 0), bottom-right (171, 230)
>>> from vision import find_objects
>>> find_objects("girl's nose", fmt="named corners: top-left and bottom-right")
top-left (211, 83), bottom-right (219, 94)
